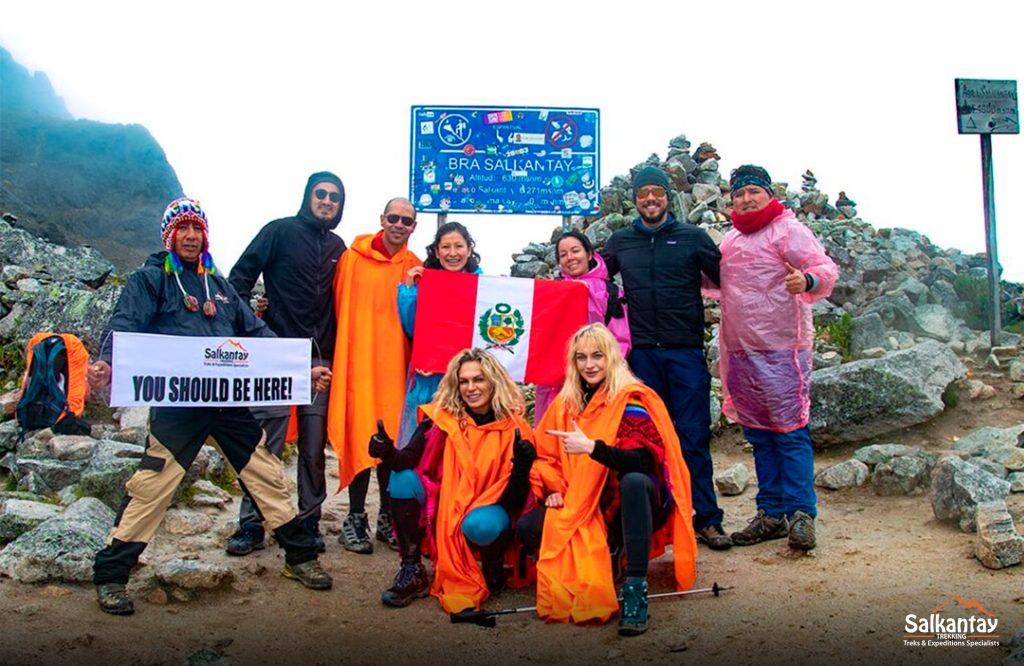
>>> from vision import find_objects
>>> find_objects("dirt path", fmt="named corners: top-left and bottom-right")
top-left (1, 381), bottom-right (1022, 665)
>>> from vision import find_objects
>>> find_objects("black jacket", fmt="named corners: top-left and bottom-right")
top-left (229, 172), bottom-right (347, 363)
top-left (100, 252), bottom-right (272, 364)
top-left (602, 215), bottom-right (720, 349)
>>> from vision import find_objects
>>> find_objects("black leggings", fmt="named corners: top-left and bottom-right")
top-left (348, 463), bottom-right (392, 515)
top-left (517, 472), bottom-right (663, 578)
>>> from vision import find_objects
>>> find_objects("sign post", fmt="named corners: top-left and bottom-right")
top-left (955, 78), bottom-right (1019, 348)
top-left (410, 106), bottom-right (600, 235)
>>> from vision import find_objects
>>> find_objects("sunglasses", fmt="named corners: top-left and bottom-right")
top-left (636, 186), bottom-right (667, 199)
top-left (385, 213), bottom-right (416, 227)
top-left (314, 189), bottom-right (341, 203)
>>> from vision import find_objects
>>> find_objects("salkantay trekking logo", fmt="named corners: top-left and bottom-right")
top-left (203, 339), bottom-right (250, 367)
top-left (478, 303), bottom-right (525, 353)
top-left (903, 595), bottom-right (1001, 648)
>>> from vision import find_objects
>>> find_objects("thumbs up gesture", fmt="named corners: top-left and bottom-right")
top-left (512, 428), bottom-right (537, 467)
top-left (783, 262), bottom-right (808, 294)
top-left (368, 419), bottom-right (396, 460)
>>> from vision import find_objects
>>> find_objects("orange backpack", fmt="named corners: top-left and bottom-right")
top-left (17, 332), bottom-right (90, 439)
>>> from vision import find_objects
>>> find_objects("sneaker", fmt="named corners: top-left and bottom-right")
top-left (225, 524), bottom-right (266, 556)
top-left (730, 510), bottom-right (788, 546)
top-left (381, 562), bottom-right (430, 607)
top-left (339, 512), bottom-right (373, 554)
top-left (618, 579), bottom-right (649, 637)
top-left (788, 511), bottom-right (817, 551)
top-left (375, 512), bottom-right (399, 551)
top-left (96, 583), bottom-right (134, 616)
top-left (282, 559), bottom-right (333, 590)
top-left (481, 558), bottom-right (506, 594)
top-left (695, 524), bottom-right (734, 550)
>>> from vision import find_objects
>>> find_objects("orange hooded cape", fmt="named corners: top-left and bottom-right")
top-left (531, 383), bottom-right (697, 624)
top-left (420, 403), bottom-right (533, 614)
top-left (328, 233), bottom-right (421, 490)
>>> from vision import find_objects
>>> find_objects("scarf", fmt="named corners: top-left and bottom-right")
top-left (731, 198), bottom-right (785, 234)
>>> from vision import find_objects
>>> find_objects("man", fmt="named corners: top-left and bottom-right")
top-left (226, 172), bottom-right (346, 555)
top-left (716, 165), bottom-right (837, 551)
top-left (328, 197), bottom-right (422, 553)
top-left (602, 165), bottom-right (732, 550)
top-left (88, 198), bottom-right (332, 616)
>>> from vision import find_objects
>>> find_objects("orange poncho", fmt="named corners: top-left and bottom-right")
top-left (420, 404), bottom-right (533, 614)
top-left (328, 233), bottom-right (421, 489)
top-left (531, 383), bottom-right (697, 624)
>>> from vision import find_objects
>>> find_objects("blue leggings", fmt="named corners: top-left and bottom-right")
top-left (389, 469), bottom-right (509, 546)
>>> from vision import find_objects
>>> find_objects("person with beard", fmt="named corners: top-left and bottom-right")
top-left (601, 166), bottom-right (732, 550)
top-left (88, 198), bottom-right (333, 615)
top-left (225, 172), bottom-right (346, 555)
top-left (714, 165), bottom-right (837, 551)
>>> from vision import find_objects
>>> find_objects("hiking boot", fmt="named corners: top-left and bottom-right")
top-left (482, 558), bottom-right (506, 594)
top-left (618, 579), bottom-right (649, 637)
top-left (96, 583), bottom-right (134, 616)
top-left (730, 510), bottom-right (788, 546)
top-left (381, 562), bottom-right (430, 607)
top-left (376, 511), bottom-right (399, 551)
top-left (788, 511), bottom-right (817, 551)
top-left (339, 512), bottom-right (373, 554)
top-left (225, 524), bottom-right (266, 556)
top-left (696, 524), bottom-right (734, 550)
top-left (282, 559), bottom-right (333, 590)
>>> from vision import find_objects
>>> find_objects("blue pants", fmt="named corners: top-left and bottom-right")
top-left (389, 469), bottom-right (509, 546)
top-left (629, 347), bottom-right (723, 531)
top-left (742, 425), bottom-right (817, 518)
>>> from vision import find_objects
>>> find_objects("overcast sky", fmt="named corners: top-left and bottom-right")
top-left (2, 1), bottom-right (1021, 280)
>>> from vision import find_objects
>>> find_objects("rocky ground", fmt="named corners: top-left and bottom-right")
top-left (1, 377), bottom-right (1022, 666)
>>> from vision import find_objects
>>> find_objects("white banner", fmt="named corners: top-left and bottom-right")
top-left (110, 332), bottom-right (312, 407)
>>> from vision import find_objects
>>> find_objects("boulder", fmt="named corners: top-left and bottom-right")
top-left (154, 559), bottom-right (232, 590)
top-left (974, 501), bottom-right (1023, 570)
top-left (849, 313), bottom-right (887, 358)
top-left (810, 341), bottom-right (965, 444)
top-left (1009, 473), bottom-right (1024, 493)
top-left (953, 424), bottom-right (1024, 459)
top-left (911, 304), bottom-right (959, 342)
top-left (969, 457), bottom-right (1009, 479)
top-left (10, 457), bottom-right (83, 493)
top-left (853, 443), bottom-right (935, 468)
top-left (814, 459), bottom-right (869, 490)
top-left (0, 421), bottom-right (19, 455)
top-left (48, 435), bottom-right (97, 461)
top-left (0, 220), bottom-right (115, 288)
top-left (872, 456), bottom-right (934, 496)
top-left (78, 454), bottom-right (139, 509)
top-left (714, 463), bottom-right (750, 496)
top-left (931, 456), bottom-right (1012, 532)
top-left (0, 498), bottom-right (62, 542)
top-left (10, 283), bottom-right (122, 355)
top-left (162, 509), bottom-right (213, 536)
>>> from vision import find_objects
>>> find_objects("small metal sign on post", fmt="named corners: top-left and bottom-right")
top-left (955, 78), bottom-right (1019, 348)
top-left (409, 106), bottom-right (600, 231)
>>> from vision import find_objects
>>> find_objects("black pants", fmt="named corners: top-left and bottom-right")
top-left (517, 472), bottom-right (663, 578)
top-left (93, 407), bottom-right (317, 585)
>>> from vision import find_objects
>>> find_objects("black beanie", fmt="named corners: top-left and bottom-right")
top-left (632, 165), bottom-right (671, 197)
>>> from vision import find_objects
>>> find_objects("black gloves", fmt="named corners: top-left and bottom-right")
top-left (512, 428), bottom-right (537, 468)
top-left (368, 419), bottom-right (396, 461)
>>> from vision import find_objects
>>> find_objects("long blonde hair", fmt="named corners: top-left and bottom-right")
top-left (557, 323), bottom-right (638, 414)
top-left (433, 348), bottom-right (524, 423)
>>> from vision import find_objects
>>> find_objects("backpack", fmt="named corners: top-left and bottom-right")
top-left (16, 333), bottom-right (91, 441)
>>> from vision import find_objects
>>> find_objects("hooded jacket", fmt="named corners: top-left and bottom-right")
top-left (601, 214), bottom-right (720, 349)
top-left (100, 252), bottom-right (272, 364)
top-left (229, 172), bottom-right (347, 362)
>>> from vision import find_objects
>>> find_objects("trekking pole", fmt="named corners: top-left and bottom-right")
top-left (450, 582), bottom-right (732, 628)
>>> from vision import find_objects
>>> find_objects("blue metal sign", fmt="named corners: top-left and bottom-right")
top-left (409, 106), bottom-right (600, 215)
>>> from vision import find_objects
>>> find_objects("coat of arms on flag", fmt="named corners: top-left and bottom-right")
top-left (411, 270), bottom-right (588, 385)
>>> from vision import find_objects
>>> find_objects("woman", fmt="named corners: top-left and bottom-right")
top-left (521, 324), bottom-right (696, 636)
top-left (368, 349), bottom-right (536, 615)
top-left (533, 231), bottom-right (630, 424)
top-left (396, 222), bottom-right (483, 447)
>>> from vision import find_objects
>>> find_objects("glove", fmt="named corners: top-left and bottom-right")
top-left (512, 428), bottom-right (537, 467)
top-left (368, 419), bottom-right (396, 460)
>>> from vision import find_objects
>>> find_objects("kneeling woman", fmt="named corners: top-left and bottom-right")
top-left (368, 349), bottom-right (536, 614)
top-left (521, 324), bottom-right (697, 636)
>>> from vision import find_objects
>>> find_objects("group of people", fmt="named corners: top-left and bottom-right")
top-left (84, 162), bottom-right (837, 637)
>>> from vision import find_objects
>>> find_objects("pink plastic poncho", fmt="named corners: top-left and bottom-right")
top-left (533, 253), bottom-right (632, 423)
top-left (712, 207), bottom-right (837, 432)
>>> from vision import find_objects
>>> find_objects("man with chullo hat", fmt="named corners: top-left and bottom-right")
top-left (712, 164), bottom-right (837, 551)
top-left (601, 165), bottom-right (732, 550)
top-left (88, 197), bottom-right (334, 615)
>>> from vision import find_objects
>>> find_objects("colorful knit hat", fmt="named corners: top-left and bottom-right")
top-left (159, 197), bottom-right (218, 317)
top-left (729, 164), bottom-right (773, 195)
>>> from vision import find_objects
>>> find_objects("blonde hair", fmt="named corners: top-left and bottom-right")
top-left (433, 348), bottom-right (524, 424)
top-left (557, 323), bottom-right (638, 414)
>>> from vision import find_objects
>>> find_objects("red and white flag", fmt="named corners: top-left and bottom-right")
top-left (410, 270), bottom-right (588, 386)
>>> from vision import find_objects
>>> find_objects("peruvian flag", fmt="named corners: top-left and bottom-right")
top-left (410, 270), bottom-right (588, 385)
